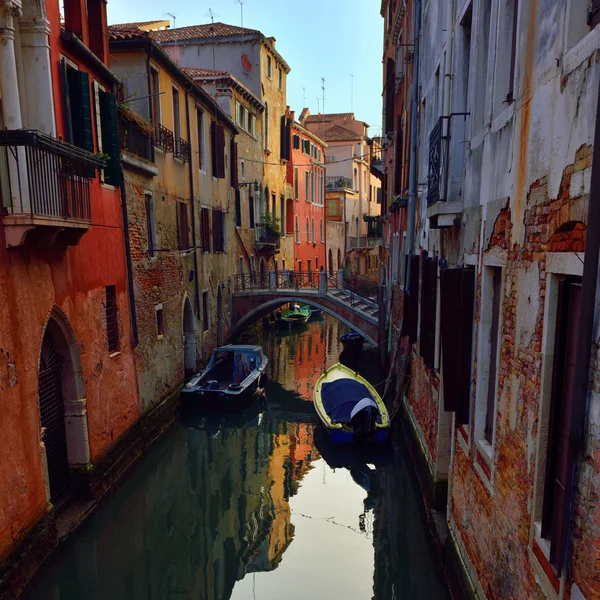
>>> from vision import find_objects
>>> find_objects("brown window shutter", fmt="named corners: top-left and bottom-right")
top-left (201, 207), bottom-right (211, 251)
top-left (211, 121), bottom-right (217, 176)
top-left (231, 140), bottom-right (239, 188)
top-left (441, 267), bottom-right (475, 425)
top-left (215, 125), bottom-right (225, 178)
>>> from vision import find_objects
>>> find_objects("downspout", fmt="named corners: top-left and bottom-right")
top-left (185, 89), bottom-right (201, 320)
top-left (405, 0), bottom-right (421, 295)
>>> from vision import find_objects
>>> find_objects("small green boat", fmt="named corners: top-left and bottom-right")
top-left (278, 305), bottom-right (311, 326)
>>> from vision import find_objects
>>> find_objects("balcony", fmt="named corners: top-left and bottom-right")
top-left (346, 236), bottom-right (368, 250)
top-left (0, 130), bottom-right (106, 248)
top-left (365, 216), bottom-right (383, 245)
top-left (255, 223), bottom-right (281, 253)
top-left (155, 124), bottom-right (174, 152)
top-left (326, 176), bottom-right (354, 191)
top-left (118, 108), bottom-right (154, 162)
top-left (174, 138), bottom-right (191, 162)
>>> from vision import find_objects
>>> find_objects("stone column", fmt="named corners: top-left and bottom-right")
top-left (319, 269), bottom-right (327, 294)
top-left (18, 8), bottom-right (55, 135)
top-left (0, 0), bottom-right (29, 213)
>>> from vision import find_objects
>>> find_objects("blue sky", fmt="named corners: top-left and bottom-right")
top-left (107, 0), bottom-right (384, 137)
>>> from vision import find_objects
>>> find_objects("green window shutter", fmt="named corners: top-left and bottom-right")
top-left (68, 70), bottom-right (94, 153)
top-left (60, 59), bottom-right (73, 144)
top-left (99, 91), bottom-right (122, 186)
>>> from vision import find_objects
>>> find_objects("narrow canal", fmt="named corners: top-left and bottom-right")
top-left (23, 315), bottom-right (451, 600)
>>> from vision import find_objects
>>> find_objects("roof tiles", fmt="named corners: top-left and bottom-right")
top-left (148, 22), bottom-right (262, 43)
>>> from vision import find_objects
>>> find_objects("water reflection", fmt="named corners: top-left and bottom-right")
top-left (23, 316), bottom-right (449, 600)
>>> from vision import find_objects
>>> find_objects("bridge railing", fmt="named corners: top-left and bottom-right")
top-left (323, 274), bottom-right (379, 311)
top-left (275, 270), bottom-right (320, 290)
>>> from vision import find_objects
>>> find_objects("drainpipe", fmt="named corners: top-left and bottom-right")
top-left (185, 90), bottom-right (201, 320)
top-left (405, 0), bottom-right (421, 294)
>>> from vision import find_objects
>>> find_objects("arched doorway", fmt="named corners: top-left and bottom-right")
top-left (337, 249), bottom-right (341, 270)
top-left (328, 249), bottom-right (333, 275)
top-left (259, 257), bottom-right (267, 289)
top-left (217, 285), bottom-right (224, 346)
top-left (183, 297), bottom-right (196, 378)
top-left (38, 309), bottom-right (89, 502)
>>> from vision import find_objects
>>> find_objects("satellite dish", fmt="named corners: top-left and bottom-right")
top-left (241, 53), bottom-right (252, 72)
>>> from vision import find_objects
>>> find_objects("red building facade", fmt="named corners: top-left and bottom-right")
top-left (0, 0), bottom-right (139, 581)
top-left (285, 111), bottom-right (327, 279)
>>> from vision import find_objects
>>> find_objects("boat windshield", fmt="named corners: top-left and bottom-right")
top-left (211, 350), bottom-right (259, 384)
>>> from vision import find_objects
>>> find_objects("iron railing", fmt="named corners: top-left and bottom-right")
top-left (255, 223), bottom-right (281, 251)
top-left (0, 130), bottom-right (105, 221)
top-left (155, 124), bottom-right (174, 153)
top-left (365, 217), bottom-right (383, 239)
top-left (174, 138), bottom-right (191, 162)
top-left (118, 110), bottom-right (153, 162)
top-left (326, 176), bottom-right (354, 190)
top-left (347, 236), bottom-right (368, 249)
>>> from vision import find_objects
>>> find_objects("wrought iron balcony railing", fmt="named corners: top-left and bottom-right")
top-left (0, 130), bottom-right (106, 247)
top-left (174, 137), bottom-right (191, 162)
top-left (155, 124), bottom-right (174, 153)
top-left (255, 223), bottom-right (281, 251)
top-left (365, 216), bottom-right (383, 239)
top-left (326, 176), bottom-right (354, 190)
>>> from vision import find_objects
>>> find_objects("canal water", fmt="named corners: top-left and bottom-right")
top-left (23, 315), bottom-right (450, 600)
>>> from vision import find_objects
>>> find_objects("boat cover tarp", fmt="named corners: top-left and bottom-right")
top-left (321, 379), bottom-right (381, 424)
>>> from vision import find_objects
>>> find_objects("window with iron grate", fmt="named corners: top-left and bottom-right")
top-left (105, 285), bottom-right (118, 352)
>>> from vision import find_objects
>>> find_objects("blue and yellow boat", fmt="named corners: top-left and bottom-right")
top-left (313, 363), bottom-right (389, 444)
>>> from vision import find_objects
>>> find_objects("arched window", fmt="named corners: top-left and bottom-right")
top-left (337, 248), bottom-right (341, 269)
top-left (320, 219), bottom-right (323, 242)
top-left (354, 168), bottom-right (358, 190)
top-left (264, 102), bottom-right (269, 151)
top-left (355, 216), bottom-right (359, 236)
top-left (306, 218), bottom-right (310, 244)
top-left (311, 218), bottom-right (315, 243)
top-left (295, 216), bottom-right (300, 243)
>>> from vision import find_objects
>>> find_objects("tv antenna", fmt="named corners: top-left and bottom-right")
top-left (208, 8), bottom-right (215, 24)
top-left (316, 97), bottom-right (320, 114)
top-left (321, 77), bottom-right (325, 116)
top-left (237, 0), bottom-right (244, 27)
top-left (166, 12), bottom-right (176, 28)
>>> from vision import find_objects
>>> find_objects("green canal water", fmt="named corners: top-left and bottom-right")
top-left (23, 315), bottom-right (450, 600)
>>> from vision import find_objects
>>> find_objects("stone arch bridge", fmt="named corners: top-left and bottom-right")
top-left (230, 271), bottom-right (385, 348)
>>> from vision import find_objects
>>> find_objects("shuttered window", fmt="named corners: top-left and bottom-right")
top-left (440, 267), bottom-right (475, 426)
top-left (211, 121), bottom-right (225, 178)
top-left (105, 285), bottom-right (118, 353)
top-left (248, 195), bottom-right (255, 229)
top-left (401, 254), bottom-right (420, 342)
top-left (235, 190), bottom-right (242, 227)
top-left (200, 207), bottom-right (211, 251)
top-left (212, 209), bottom-right (224, 252)
top-left (177, 202), bottom-right (190, 250)
top-left (230, 139), bottom-right (239, 188)
top-left (280, 116), bottom-right (291, 161)
top-left (420, 257), bottom-right (437, 368)
top-left (293, 134), bottom-right (300, 150)
top-left (542, 278), bottom-right (582, 573)
top-left (99, 91), bottom-right (121, 185)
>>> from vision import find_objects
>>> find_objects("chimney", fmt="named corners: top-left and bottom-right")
top-left (267, 36), bottom-right (276, 47)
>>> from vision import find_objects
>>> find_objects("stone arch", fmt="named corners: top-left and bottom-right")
top-left (183, 295), bottom-right (196, 378)
top-left (38, 306), bottom-right (89, 502)
top-left (337, 248), bottom-right (342, 270)
top-left (329, 249), bottom-right (334, 275)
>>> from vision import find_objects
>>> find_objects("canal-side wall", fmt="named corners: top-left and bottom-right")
top-left (0, 386), bottom-right (182, 599)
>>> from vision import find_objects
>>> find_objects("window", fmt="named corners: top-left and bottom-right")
top-left (230, 139), bottom-right (238, 188)
top-left (200, 206), bottom-right (211, 251)
top-left (493, 0), bottom-right (519, 115)
top-left (473, 0), bottom-right (492, 131)
top-left (311, 172), bottom-right (315, 203)
top-left (197, 108), bottom-right (205, 171)
top-left (294, 167), bottom-right (299, 198)
top-left (280, 196), bottom-right (284, 234)
top-left (354, 168), bottom-right (358, 190)
top-left (540, 277), bottom-right (582, 572)
top-left (240, 160), bottom-right (245, 180)
top-left (278, 67), bottom-right (283, 90)
top-left (145, 193), bottom-right (157, 257)
top-left (250, 114), bottom-right (256, 137)
top-left (293, 134), bottom-right (300, 150)
top-left (172, 87), bottom-right (181, 141)
top-left (320, 219), bottom-right (323, 243)
top-left (202, 291), bottom-right (210, 332)
top-left (177, 202), bottom-right (190, 250)
top-left (308, 259), bottom-right (312, 276)
top-left (249, 194), bottom-right (255, 229)
top-left (235, 190), bottom-right (242, 227)
top-left (295, 217), bottom-right (300, 243)
top-left (236, 102), bottom-right (242, 126)
top-left (306, 218), bottom-right (310, 244)
top-left (327, 198), bottom-right (340, 219)
top-left (212, 209), bottom-right (225, 252)
top-left (302, 139), bottom-right (310, 154)
top-left (280, 115), bottom-right (291, 161)
top-left (267, 54), bottom-right (272, 78)
top-left (105, 285), bottom-right (118, 353)
top-left (211, 121), bottom-right (225, 178)
top-left (311, 218), bottom-right (315, 243)
top-left (286, 198), bottom-right (294, 234)
top-left (565, 0), bottom-right (595, 52)
top-left (150, 68), bottom-right (160, 128)
top-left (420, 258), bottom-right (438, 369)
top-left (305, 172), bottom-right (309, 201)
top-left (264, 102), bottom-right (269, 150)
top-left (156, 306), bottom-right (164, 337)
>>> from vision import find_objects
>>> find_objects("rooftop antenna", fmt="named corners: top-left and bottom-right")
top-left (322, 77), bottom-right (325, 116)
top-left (208, 8), bottom-right (215, 24)
top-left (351, 74), bottom-right (354, 112)
top-left (316, 97), bottom-right (320, 114)
top-left (166, 12), bottom-right (176, 29)
top-left (237, 0), bottom-right (244, 27)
